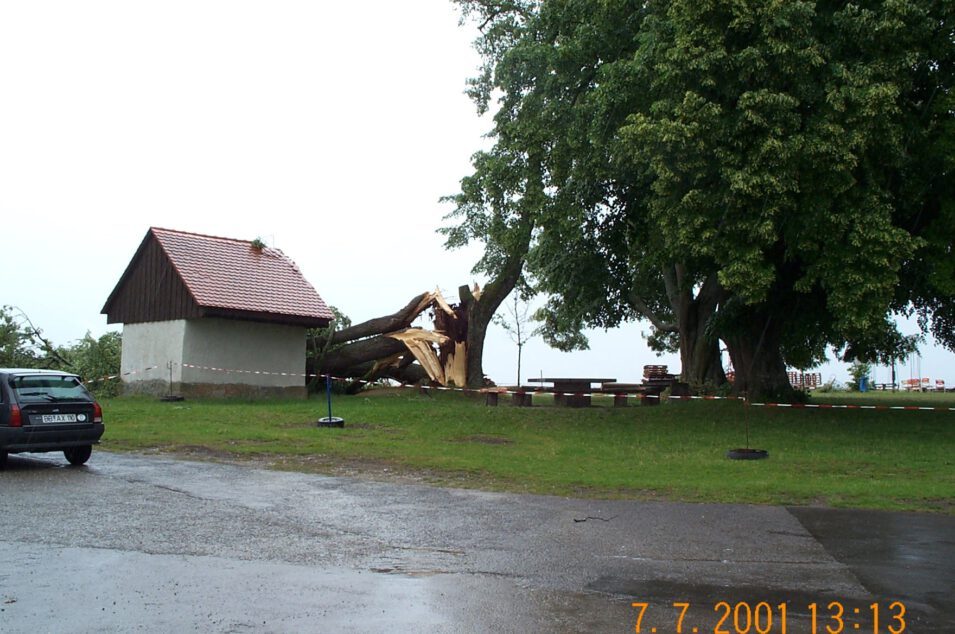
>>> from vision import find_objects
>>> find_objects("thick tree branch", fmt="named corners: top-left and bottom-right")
top-left (627, 292), bottom-right (677, 332)
top-left (661, 265), bottom-right (681, 310)
top-left (13, 306), bottom-right (72, 368)
top-left (330, 292), bottom-right (432, 345)
top-left (696, 273), bottom-right (725, 313)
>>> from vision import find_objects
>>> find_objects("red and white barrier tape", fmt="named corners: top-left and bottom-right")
top-left (80, 363), bottom-right (955, 412)
top-left (82, 365), bottom-right (161, 385)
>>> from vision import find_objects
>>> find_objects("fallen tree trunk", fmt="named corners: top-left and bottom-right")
top-left (329, 292), bottom-right (433, 346)
top-left (316, 334), bottom-right (409, 376)
top-left (309, 287), bottom-right (486, 389)
top-left (335, 359), bottom-right (430, 394)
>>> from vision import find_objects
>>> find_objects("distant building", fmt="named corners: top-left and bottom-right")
top-left (102, 227), bottom-right (333, 398)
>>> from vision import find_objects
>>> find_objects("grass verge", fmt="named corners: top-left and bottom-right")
top-left (99, 389), bottom-right (955, 513)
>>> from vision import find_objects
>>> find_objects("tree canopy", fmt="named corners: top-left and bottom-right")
top-left (448, 0), bottom-right (955, 398)
top-left (0, 305), bottom-right (122, 395)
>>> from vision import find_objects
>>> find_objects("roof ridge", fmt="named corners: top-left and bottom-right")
top-left (150, 226), bottom-right (260, 247)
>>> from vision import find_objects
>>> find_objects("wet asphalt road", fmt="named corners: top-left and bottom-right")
top-left (1, 452), bottom-right (952, 633)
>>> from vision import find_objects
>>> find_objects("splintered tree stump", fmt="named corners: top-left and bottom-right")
top-left (431, 292), bottom-right (469, 387)
top-left (311, 288), bottom-right (473, 389)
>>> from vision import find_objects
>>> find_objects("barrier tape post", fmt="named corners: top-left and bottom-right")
top-left (326, 374), bottom-right (333, 421)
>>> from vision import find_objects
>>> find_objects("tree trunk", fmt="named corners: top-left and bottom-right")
top-left (459, 222), bottom-right (534, 388)
top-left (723, 306), bottom-right (794, 401)
top-left (339, 359), bottom-right (429, 393)
top-left (516, 342), bottom-right (523, 386)
top-left (459, 276), bottom-right (526, 389)
top-left (307, 288), bottom-right (480, 388)
top-left (674, 273), bottom-right (726, 388)
top-left (330, 292), bottom-right (432, 346)
top-left (680, 327), bottom-right (725, 387)
top-left (316, 335), bottom-right (408, 376)
top-left (308, 291), bottom-right (453, 387)
top-left (636, 268), bottom-right (727, 390)
top-left (460, 284), bottom-right (496, 389)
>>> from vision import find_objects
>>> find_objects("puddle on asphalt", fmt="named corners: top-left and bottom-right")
top-left (789, 506), bottom-right (955, 627)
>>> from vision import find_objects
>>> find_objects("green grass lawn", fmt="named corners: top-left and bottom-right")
top-left (99, 389), bottom-right (955, 513)
top-left (810, 388), bottom-right (955, 408)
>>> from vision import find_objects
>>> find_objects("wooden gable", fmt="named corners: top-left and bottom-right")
top-left (102, 231), bottom-right (202, 324)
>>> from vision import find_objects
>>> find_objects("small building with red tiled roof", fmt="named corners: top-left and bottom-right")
top-left (102, 227), bottom-right (333, 398)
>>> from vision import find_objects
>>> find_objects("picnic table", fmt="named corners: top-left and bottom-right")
top-left (598, 366), bottom-right (684, 406)
top-left (527, 377), bottom-right (616, 408)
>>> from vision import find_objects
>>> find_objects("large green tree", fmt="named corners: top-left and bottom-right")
top-left (59, 331), bottom-right (123, 396)
top-left (441, 147), bottom-right (537, 388)
top-left (450, 0), bottom-right (954, 399)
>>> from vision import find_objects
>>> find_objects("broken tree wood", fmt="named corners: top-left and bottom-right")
top-left (310, 287), bottom-right (476, 389)
top-left (329, 292), bottom-right (433, 346)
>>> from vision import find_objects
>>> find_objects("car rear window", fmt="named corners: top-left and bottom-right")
top-left (10, 375), bottom-right (94, 403)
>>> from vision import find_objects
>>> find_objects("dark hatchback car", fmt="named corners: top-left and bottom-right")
top-left (0, 369), bottom-right (104, 468)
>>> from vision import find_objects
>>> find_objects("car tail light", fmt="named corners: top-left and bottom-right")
top-left (10, 403), bottom-right (22, 427)
top-left (93, 402), bottom-right (103, 424)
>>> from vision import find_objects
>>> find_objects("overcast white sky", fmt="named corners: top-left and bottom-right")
top-left (1, 1), bottom-right (951, 387)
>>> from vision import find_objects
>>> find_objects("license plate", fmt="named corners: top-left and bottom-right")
top-left (39, 414), bottom-right (77, 424)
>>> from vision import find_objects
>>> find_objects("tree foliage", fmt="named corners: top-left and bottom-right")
top-left (451, 0), bottom-right (955, 398)
top-left (0, 305), bottom-right (40, 367)
top-left (306, 306), bottom-right (353, 392)
top-left (1, 306), bottom-right (122, 395)
top-left (60, 331), bottom-right (123, 396)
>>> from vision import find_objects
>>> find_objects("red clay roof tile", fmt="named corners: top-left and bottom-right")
top-left (150, 227), bottom-right (334, 322)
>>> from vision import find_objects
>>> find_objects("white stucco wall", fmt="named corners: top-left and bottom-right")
top-left (121, 320), bottom-right (186, 385)
top-left (181, 318), bottom-right (305, 388)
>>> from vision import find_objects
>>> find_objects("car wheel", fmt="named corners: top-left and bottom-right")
top-left (64, 445), bottom-right (92, 466)
top-left (0, 451), bottom-right (7, 470)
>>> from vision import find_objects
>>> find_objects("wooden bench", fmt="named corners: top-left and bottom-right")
top-left (598, 382), bottom-right (660, 407)
top-left (527, 377), bottom-right (616, 407)
top-left (509, 387), bottom-right (535, 407)
top-left (481, 387), bottom-right (535, 407)
top-left (479, 387), bottom-right (509, 406)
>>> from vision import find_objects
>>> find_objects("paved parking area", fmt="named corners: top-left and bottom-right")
top-left (1, 452), bottom-right (952, 632)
